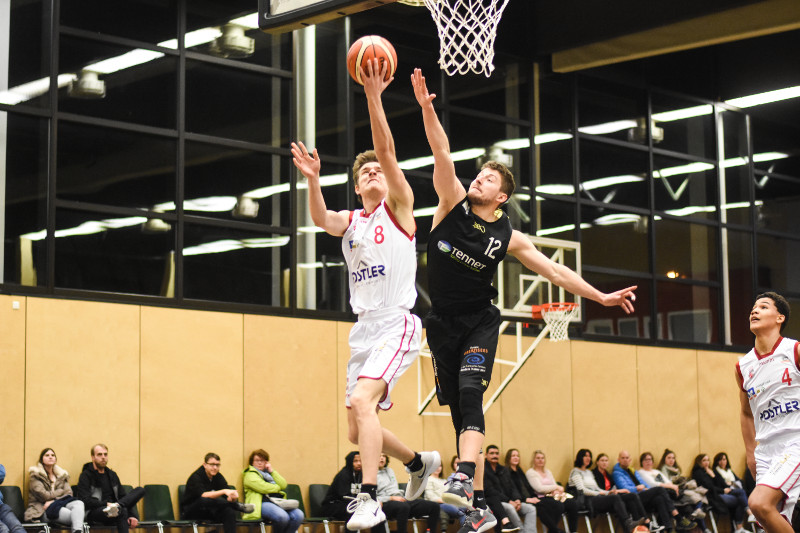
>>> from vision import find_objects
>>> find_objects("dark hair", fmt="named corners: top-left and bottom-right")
top-left (204, 452), bottom-right (220, 463)
top-left (91, 444), bottom-right (108, 456)
top-left (639, 452), bottom-right (654, 466)
top-left (756, 291), bottom-right (790, 332)
top-left (248, 449), bottom-right (269, 465)
top-left (574, 449), bottom-right (593, 468)
top-left (481, 161), bottom-right (515, 200)
top-left (451, 455), bottom-right (459, 472)
top-left (692, 454), bottom-right (708, 470)
top-left (712, 452), bottom-right (729, 471)
top-left (39, 448), bottom-right (56, 465)
top-left (596, 453), bottom-right (608, 463)
top-left (657, 449), bottom-right (680, 471)
top-left (486, 444), bottom-right (500, 453)
top-left (504, 448), bottom-right (520, 467)
top-left (381, 453), bottom-right (390, 466)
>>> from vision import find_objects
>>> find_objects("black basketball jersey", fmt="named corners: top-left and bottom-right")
top-left (427, 197), bottom-right (512, 315)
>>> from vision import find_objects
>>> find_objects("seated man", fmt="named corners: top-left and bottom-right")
top-left (484, 445), bottom-right (531, 533)
top-left (0, 464), bottom-right (25, 533)
top-left (612, 451), bottom-right (695, 532)
top-left (181, 452), bottom-right (254, 533)
top-left (76, 444), bottom-right (145, 533)
top-left (377, 454), bottom-right (440, 533)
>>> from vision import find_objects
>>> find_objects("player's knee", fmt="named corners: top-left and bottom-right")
top-left (458, 387), bottom-right (485, 434)
top-left (748, 490), bottom-right (777, 519)
top-left (348, 390), bottom-right (374, 414)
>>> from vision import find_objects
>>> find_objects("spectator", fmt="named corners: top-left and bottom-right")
top-left (0, 464), bottom-right (25, 533)
top-left (377, 454), bottom-right (440, 533)
top-left (24, 448), bottom-right (85, 533)
top-left (321, 452), bottom-right (369, 524)
top-left (637, 452), bottom-right (707, 525)
top-left (519, 449), bottom-right (577, 533)
top-left (424, 463), bottom-right (464, 530)
top-left (568, 449), bottom-right (644, 533)
top-left (242, 449), bottom-right (303, 533)
top-left (712, 452), bottom-right (753, 524)
top-left (76, 444), bottom-right (145, 533)
top-left (181, 452), bottom-right (254, 533)
top-left (591, 453), bottom-right (656, 532)
top-left (691, 454), bottom-right (747, 533)
top-left (484, 445), bottom-right (533, 533)
top-left (612, 450), bottom-right (695, 532)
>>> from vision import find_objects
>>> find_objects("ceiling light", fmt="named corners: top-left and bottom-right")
top-left (535, 132), bottom-right (573, 144)
top-left (209, 24), bottom-right (254, 58)
top-left (666, 270), bottom-right (679, 279)
top-left (0, 74), bottom-right (76, 105)
top-left (653, 162), bottom-right (714, 178)
top-left (494, 138), bottom-right (530, 150)
top-left (232, 196), bottom-right (260, 218)
top-left (652, 105), bottom-right (713, 122)
top-left (85, 50), bottom-right (164, 75)
top-left (578, 120), bottom-right (637, 135)
top-left (726, 86), bottom-right (800, 108)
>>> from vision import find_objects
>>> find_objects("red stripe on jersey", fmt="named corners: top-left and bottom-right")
top-left (795, 342), bottom-right (800, 372)
top-left (385, 314), bottom-right (417, 384)
top-left (756, 336), bottom-right (784, 359)
top-left (349, 210), bottom-right (355, 224)
top-left (736, 361), bottom-right (745, 391)
top-left (383, 201), bottom-right (415, 241)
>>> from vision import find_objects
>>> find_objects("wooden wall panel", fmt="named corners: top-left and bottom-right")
top-left (571, 341), bottom-right (639, 464)
top-left (636, 346), bottom-right (700, 471)
top-left (243, 315), bottom-right (339, 493)
top-left (0, 296), bottom-right (27, 487)
top-left (697, 350), bottom-right (746, 472)
top-left (140, 306), bottom-right (243, 515)
top-left (24, 298), bottom-right (140, 485)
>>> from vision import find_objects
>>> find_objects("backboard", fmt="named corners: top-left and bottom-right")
top-left (258, 0), bottom-right (399, 33)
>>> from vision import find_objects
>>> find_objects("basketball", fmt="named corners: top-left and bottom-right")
top-left (347, 35), bottom-right (397, 85)
top-left (633, 526), bottom-right (649, 533)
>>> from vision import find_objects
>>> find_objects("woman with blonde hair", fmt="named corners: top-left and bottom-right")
top-left (24, 448), bottom-right (84, 533)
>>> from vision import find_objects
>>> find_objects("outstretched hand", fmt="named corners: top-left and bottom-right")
top-left (291, 141), bottom-right (321, 180)
top-left (601, 285), bottom-right (637, 314)
top-left (411, 68), bottom-right (436, 107)
top-left (360, 58), bottom-right (392, 97)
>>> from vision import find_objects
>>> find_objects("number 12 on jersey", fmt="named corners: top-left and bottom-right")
top-left (485, 237), bottom-right (501, 259)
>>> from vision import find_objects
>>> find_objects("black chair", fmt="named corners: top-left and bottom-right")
top-left (0, 485), bottom-right (53, 532)
top-left (307, 484), bottom-right (345, 533)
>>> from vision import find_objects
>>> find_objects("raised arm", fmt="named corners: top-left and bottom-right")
top-left (291, 141), bottom-right (350, 236)
top-left (411, 68), bottom-right (465, 224)
top-left (507, 230), bottom-right (637, 313)
top-left (739, 375), bottom-right (756, 478)
top-left (361, 60), bottom-right (414, 234)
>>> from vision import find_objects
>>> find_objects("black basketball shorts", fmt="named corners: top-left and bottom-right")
top-left (425, 305), bottom-right (501, 406)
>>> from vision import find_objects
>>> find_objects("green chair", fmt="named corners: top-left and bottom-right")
top-left (0, 485), bottom-right (52, 532)
top-left (306, 484), bottom-right (345, 533)
top-left (141, 484), bottom-right (196, 533)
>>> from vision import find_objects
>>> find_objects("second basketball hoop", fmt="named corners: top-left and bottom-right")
top-left (540, 302), bottom-right (579, 342)
top-left (420, 0), bottom-right (511, 77)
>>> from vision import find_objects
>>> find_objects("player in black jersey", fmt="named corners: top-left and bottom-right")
top-left (412, 68), bottom-right (639, 533)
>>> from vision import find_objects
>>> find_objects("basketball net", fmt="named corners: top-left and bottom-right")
top-left (422, 0), bottom-right (511, 77)
top-left (541, 302), bottom-right (579, 342)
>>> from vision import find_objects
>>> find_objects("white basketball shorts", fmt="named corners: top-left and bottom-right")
top-left (345, 308), bottom-right (421, 411)
top-left (755, 439), bottom-right (800, 521)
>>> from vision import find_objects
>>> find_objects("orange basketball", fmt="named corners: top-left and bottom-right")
top-left (633, 526), bottom-right (649, 533)
top-left (347, 35), bottom-right (397, 85)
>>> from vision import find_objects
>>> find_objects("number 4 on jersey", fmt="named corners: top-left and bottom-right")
top-left (783, 367), bottom-right (793, 386)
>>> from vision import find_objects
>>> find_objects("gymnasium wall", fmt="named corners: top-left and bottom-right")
top-left (0, 295), bottom-right (745, 516)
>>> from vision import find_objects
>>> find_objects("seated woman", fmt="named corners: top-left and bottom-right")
top-left (712, 453), bottom-right (753, 524)
top-left (24, 448), bottom-right (85, 533)
top-left (691, 454), bottom-right (747, 533)
top-left (242, 449), bottom-right (304, 533)
top-left (637, 452), bottom-right (707, 526)
top-left (568, 449), bottom-right (644, 533)
top-left (378, 454), bottom-right (440, 533)
top-left (424, 462), bottom-right (464, 529)
top-left (592, 453), bottom-right (656, 532)
top-left (520, 449), bottom-right (577, 533)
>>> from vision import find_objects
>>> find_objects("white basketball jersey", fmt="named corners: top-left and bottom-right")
top-left (342, 200), bottom-right (417, 315)
top-left (738, 337), bottom-right (800, 444)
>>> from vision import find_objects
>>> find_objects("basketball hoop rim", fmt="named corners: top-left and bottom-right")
top-left (541, 302), bottom-right (579, 313)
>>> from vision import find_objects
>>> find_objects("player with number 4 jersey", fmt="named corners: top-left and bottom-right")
top-left (737, 292), bottom-right (800, 533)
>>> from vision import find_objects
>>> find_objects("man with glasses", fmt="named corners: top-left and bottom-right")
top-left (76, 444), bottom-right (145, 533)
top-left (182, 452), bottom-right (255, 533)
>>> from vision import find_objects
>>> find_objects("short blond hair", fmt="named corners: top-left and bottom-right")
top-left (352, 150), bottom-right (378, 203)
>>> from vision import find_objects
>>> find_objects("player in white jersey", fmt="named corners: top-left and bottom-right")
top-left (737, 291), bottom-right (800, 532)
top-left (291, 59), bottom-right (440, 532)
